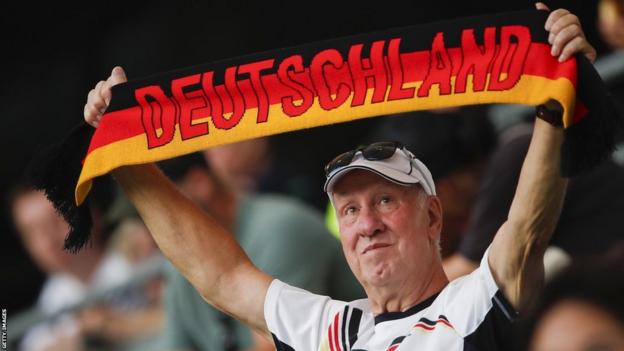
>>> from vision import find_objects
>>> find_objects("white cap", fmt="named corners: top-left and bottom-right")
top-left (323, 148), bottom-right (437, 195)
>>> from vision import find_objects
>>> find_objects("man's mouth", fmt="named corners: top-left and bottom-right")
top-left (362, 243), bottom-right (391, 254)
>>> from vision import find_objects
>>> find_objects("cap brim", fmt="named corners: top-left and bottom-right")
top-left (324, 163), bottom-right (421, 193)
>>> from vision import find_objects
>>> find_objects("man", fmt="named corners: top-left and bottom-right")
top-left (202, 138), bottom-right (271, 193)
top-left (523, 247), bottom-right (624, 351)
top-left (83, 4), bottom-right (595, 349)
top-left (156, 153), bottom-right (363, 351)
top-left (367, 107), bottom-right (496, 258)
top-left (10, 184), bottom-right (134, 350)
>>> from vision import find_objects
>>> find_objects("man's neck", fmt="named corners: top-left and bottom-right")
top-left (365, 264), bottom-right (449, 315)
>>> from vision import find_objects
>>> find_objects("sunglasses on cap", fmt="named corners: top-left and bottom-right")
top-left (324, 141), bottom-right (408, 177)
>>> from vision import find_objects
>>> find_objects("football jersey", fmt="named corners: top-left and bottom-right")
top-left (264, 248), bottom-right (517, 350)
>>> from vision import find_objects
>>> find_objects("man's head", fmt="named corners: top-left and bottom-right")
top-left (202, 138), bottom-right (270, 192)
top-left (159, 152), bottom-right (234, 224)
top-left (10, 178), bottom-right (116, 278)
top-left (370, 108), bottom-right (496, 257)
top-left (10, 178), bottom-right (115, 276)
top-left (525, 248), bottom-right (624, 351)
top-left (11, 187), bottom-right (73, 274)
top-left (324, 142), bottom-right (443, 290)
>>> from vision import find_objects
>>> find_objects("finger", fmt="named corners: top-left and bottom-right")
top-left (535, 2), bottom-right (550, 11)
top-left (84, 104), bottom-right (101, 127)
top-left (100, 67), bottom-right (127, 105)
top-left (84, 89), bottom-right (96, 119)
top-left (558, 36), bottom-right (585, 62)
top-left (551, 23), bottom-right (582, 56)
top-left (91, 80), bottom-right (108, 110)
top-left (109, 66), bottom-right (127, 86)
top-left (549, 13), bottom-right (581, 38)
top-left (99, 80), bottom-right (113, 105)
top-left (87, 88), bottom-right (96, 106)
top-left (92, 96), bottom-right (107, 113)
top-left (545, 8), bottom-right (570, 31)
top-left (92, 80), bottom-right (105, 100)
top-left (84, 103), bottom-right (95, 124)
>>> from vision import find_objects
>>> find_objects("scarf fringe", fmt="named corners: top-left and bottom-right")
top-left (561, 56), bottom-right (623, 177)
top-left (26, 123), bottom-right (95, 253)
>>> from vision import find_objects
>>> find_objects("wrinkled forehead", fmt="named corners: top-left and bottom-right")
top-left (329, 169), bottom-right (422, 203)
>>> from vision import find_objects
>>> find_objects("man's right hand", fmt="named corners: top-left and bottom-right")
top-left (84, 66), bottom-right (127, 128)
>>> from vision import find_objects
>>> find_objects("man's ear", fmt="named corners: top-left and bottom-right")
top-left (427, 195), bottom-right (444, 240)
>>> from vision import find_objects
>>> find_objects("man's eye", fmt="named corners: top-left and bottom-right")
top-left (345, 207), bottom-right (357, 216)
top-left (380, 196), bottom-right (392, 204)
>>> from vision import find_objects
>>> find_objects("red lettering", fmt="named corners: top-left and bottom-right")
top-left (455, 27), bottom-right (496, 94)
top-left (238, 59), bottom-right (274, 123)
top-left (418, 32), bottom-right (452, 97)
top-left (488, 25), bottom-right (531, 91)
top-left (348, 40), bottom-right (387, 107)
top-left (201, 68), bottom-right (245, 130)
top-left (136, 86), bottom-right (177, 149)
top-left (277, 55), bottom-right (315, 117)
top-left (310, 49), bottom-right (352, 111)
top-left (171, 74), bottom-right (210, 140)
top-left (387, 38), bottom-right (415, 101)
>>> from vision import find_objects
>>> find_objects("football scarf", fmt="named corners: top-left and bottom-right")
top-left (29, 9), bottom-right (621, 251)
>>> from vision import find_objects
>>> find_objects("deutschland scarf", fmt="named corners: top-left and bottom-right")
top-left (29, 9), bottom-right (621, 251)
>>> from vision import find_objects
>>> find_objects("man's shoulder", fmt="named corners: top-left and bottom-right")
top-left (431, 251), bottom-right (517, 336)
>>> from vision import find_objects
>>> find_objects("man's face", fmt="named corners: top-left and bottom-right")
top-left (332, 170), bottom-right (443, 289)
top-left (12, 190), bottom-right (72, 273)
top-left (530, 299), bottom-right (624, 351)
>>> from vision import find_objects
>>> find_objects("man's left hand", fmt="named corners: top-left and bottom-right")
top-left (537, 2), bottom-right (597, 63)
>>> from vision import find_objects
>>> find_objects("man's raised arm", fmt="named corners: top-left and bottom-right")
top-left (84, 67), bottom-right (273, 335)
top-left (488, 4), bottom-right (596, 310)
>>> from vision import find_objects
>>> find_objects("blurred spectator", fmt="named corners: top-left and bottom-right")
top-left (598, 0), bottom-right (624, 50)
top-left (523, 246), bottom-right (624, 351)
top-left (10, 182), bottom-right (164, 350)
top-left (79, 216), bottom-right (165, 350)
top-left (10, 182), bottom-right (130, 350)
top-left (596, 0), bottom-right (624, 150)
top-left (157, 152), bottom-right (363, 351)
top-left (368, 107), bottom-right (496, 257)
top-left (444, 123), bottom-right (624, 280)
top-left (202, 138), bottom-right (271, 193)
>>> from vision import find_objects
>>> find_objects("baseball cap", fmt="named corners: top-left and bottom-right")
top-left (323, 142), bottom-right (436, 196)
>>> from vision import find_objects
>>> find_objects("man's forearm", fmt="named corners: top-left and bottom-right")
top-left (490, 118), bottom-right (568, 308)
top-left (112, 164), bottom-right (269, 322)
top-left (507, 119), bottom-right (568, 242)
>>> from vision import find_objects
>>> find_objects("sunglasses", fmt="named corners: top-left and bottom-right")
top-left (324, 141), bottom-right (406, 177)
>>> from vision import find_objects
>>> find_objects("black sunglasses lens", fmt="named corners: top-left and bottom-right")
top-left (325, 142), bottom-right (404, 177)
top-left (362, 142), bottom-right (401, 160)
top-left (325, 150), bottom-right (356, 175)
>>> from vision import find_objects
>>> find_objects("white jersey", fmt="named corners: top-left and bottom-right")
top-left (264, 249), bottom-right (516, 351)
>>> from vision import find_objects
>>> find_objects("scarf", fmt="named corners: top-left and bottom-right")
top-left (28, 9), bottom-right (621, 251)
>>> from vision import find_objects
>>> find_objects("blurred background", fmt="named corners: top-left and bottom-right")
top-left (2, 0), bottom-right (623, 350)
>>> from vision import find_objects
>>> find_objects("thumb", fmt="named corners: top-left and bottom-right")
top-left (109, 66), bottom-right (127, 86)
top-left (535, 2), bottom-right (550, 11)
top-left (101, 66), bottom-right (128, 105)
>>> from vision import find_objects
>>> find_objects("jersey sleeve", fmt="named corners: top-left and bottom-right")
top-left (441, 248), bottom-right (518, 350)
top-left (264, 279), bottom-right (347, 351)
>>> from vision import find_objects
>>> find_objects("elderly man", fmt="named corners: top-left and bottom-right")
top-left (83, 4), bottom-right (595, 350)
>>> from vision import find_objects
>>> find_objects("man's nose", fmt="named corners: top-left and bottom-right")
top-left (357, 207), bottom-right (386, 237)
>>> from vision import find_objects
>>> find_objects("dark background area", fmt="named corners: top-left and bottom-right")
top-left (1, 0), bottom-right (602, 313)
